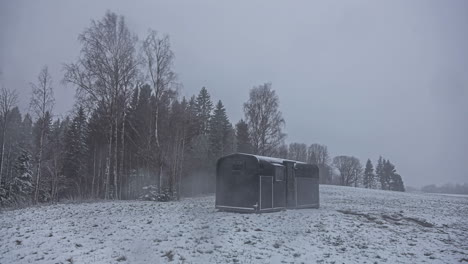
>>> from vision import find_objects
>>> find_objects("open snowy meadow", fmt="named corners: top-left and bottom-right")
top-left (1, 185), bottom-right (467, 264)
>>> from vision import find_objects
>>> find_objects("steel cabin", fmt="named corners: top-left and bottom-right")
top-left (215, 153), bottom-right (319, 213)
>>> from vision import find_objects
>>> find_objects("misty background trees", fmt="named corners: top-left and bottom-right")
top-left (0, 11), bottom-right (409, 207)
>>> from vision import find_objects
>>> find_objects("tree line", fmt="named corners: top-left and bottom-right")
top-left (271, 142), bottom-right (405, 191)
top-left (0, 11), bottom-right (405, 207)
top-left (420, 183), bottom-right (468, 195)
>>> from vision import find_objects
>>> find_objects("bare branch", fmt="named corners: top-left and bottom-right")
top-left (30, 65), bottom-right (55, 119)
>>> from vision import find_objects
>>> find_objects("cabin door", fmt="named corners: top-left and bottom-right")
top-left (286, 162), bottom-right (296, 208)
top-left (259, 176), bottom-right (273, 210)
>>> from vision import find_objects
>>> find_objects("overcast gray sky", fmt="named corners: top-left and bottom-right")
top-left (1, 0), bottom-right (467, 187)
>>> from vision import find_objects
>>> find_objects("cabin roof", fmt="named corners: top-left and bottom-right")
top-left (224, 153), bottom-right (308, 165)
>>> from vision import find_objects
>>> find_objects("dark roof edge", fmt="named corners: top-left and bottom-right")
top-left (222, 152), bottom-right (308, 165)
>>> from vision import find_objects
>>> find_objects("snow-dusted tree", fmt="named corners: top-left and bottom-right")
top-left (30, 66), bottom-right (54, 204)
top-left (0, 107), bottom-right (33, 206)
top-left (0, 107), bottom-right (23, 198)
top-left (0, 86), bottom-right (18, 188)
top-left (10, 151), bottom-right (34, 205)
top-left (333, 155), bottom-right (362, 186)
top-left (288, 143), bottom-right (307, 162)
top-left (363, 159), bottom-right (375, 189)
top-left (235, 119), bottom-right (252, 154)
top-left (244, 83), bottom-right (285, 156)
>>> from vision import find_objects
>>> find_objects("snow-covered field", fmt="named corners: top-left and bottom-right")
top-left (1, 185), bottom-right (467, 264)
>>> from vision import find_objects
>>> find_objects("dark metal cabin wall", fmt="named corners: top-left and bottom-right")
top-left (295, 164), bottom-right (320, 208)
top-left (216, 155), bottom-right (259, 211)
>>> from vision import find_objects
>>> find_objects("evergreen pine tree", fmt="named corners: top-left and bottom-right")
top-left (63, 107), bottom-right (88, 197)
top-left (129, 85), bottom-right (139, 113)
top-left (381, 159), bottom-right (395, 191)
top-left (209, 100), bottom-right (231, 160)
top-left (384, 160), bottom-right (405, 192)
top-left (195, 87), bottom-right (213, 135)
top-left (391, 173), bottom-right (405, 192)
top-left (186, 95), bottom-right (199, 141)
top-left (47, 118), bottom-right (68, 201)
top-left (0, 107), bottom-right (23, 190)
top-left (85, 102), bottom-right (109, 198)
top-left (235, 119), bottom-right (251, 154)
top-left (224, 125), bottom-right (236, 156)
top-left (129, 85), bottom-right (153, 161)
top-left (20, 114), bottom-right (33, 152)
top-left (10, 150), bottom-right (34, 204)
top-left (363, 159), bottom-right (375, 189)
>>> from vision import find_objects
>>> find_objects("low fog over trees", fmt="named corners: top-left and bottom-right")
top-left (0, 11), bottom-right (409, 207)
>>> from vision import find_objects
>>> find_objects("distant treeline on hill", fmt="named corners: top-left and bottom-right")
top-left (420, 183), bottom-right (468, 195)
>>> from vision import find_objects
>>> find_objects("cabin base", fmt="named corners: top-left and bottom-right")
top-left (215, 205), bottom-right (256, 213)
top-left (216, 205), bottom-right (286, 213)
top-left (293, 203), bottom-right (320, 209)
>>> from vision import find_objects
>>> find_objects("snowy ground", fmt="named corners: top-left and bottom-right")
top-left (1, 185), bottom-right (467, 264)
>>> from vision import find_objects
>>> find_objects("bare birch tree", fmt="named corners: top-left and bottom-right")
top-left (64, 11), bottom-right (138, 199)
top-left (332, 155), bottom-right (362, 186)
top-left (0, 86), bottom-right (18, 187)
top-left (307, 144), bottom-right (332, 184)
top-left (30, 66), bottom-right (55, 203)
top-left (288, 143), bottom-right (307, 162)
top-left (244, 83), bottom-right (285, 156)
top-left (307, 143), bottom-right (330, 165)
top-left (142, 30), bottom-right (176, 192)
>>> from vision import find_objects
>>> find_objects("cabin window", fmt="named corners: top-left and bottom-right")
top-left (232, 160), bottom-right (244, 171)
top-left (274, 165), bottom-right (285, 181)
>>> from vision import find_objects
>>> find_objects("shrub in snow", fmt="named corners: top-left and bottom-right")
top-left (140, 185), bottom-right (176, 202)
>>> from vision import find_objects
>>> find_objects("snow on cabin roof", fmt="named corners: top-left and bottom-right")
top-left (234, 153), bottom-right (308, 165)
